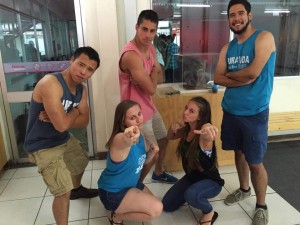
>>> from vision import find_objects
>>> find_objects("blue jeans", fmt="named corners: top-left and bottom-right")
top-left (162, 175), bottom-right (222, 214)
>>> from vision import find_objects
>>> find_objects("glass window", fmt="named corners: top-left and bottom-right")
top-left (32, 2), bottom-right (42, 20)
top-left (15, 0), bottom-right (32, 16)
top-left (0, 0), bottom-right (14, 9)
top-left (152, 0), bottom-right (300, 77)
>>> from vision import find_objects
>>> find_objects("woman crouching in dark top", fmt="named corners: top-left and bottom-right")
top-left (162, 96), bottom-right (224, 225)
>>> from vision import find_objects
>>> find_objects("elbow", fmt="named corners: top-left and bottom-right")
top-left (53, 119), bottom-right (75, 132)
top-left (149, 90), bottom-right (156, 95)
top-left (248, 73), bottom-right (259, 80)
top-left (214, 77), bottom-right (221, 85)
top-left (54, 124), bottom-right (69, 133)
top-left (146, 88), bottom-right (156, 95)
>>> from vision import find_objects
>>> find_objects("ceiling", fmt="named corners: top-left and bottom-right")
top-left (152, 0), bottom-right (300, 20)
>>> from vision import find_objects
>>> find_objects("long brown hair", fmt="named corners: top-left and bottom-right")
top-left (176, 97), bottom-right (217, 170)
top-left (105, 100), bottom-right (141, 149)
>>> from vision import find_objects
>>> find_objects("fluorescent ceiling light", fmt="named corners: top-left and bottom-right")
top-left (176, 3), bottom-right (210, 8)
top-left (158, 21), bottom-right (169, 27)
top-left (264, 9), bottom-right (290, 14)
top-left (220, 10), bottom-right (227, 15)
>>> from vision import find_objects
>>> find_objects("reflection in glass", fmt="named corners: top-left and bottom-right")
top-left (10, 102), bottom-right (30, 159)
top-left (152, 0), bottom-right (300, 77)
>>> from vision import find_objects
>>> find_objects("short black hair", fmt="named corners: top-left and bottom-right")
top-left (137, 10), bottom-right (159, 26)
top-left (166, 34), bottom-right (174, 42)
top-left (73, 46), bottom-right (100, 69)
top-left (227, 0), bottom-right (251, 16)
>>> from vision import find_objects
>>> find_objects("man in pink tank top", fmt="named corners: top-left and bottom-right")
top-left (119, 10), bottom-right (177, 184)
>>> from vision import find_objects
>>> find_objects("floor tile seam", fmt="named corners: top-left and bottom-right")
top-left (33, 194), bottom-right (46, 225)
top-left (0, 179), bottom-right (10, 196)
top-left (11, 175), bottom-right (42, 179)
top-left (219, 171), bottom-right (238, 175)
top-left (1, 169), bottom-right (17, 181)
top-left (208, 198), bottom-right (226, 203)
top-left (237, 202), bottom-right (254, 220)
top-left (187, 204), bottom-right (201, 223)
top-left (89, 215), bottom-right (103, 220)
top-left (0, 195), bottom-right (44, 203)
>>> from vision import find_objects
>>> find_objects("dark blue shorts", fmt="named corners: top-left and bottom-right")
top-left (221, 109), bottom-right (269, 164)
top-left (98, 182), bottom-right (145, 211)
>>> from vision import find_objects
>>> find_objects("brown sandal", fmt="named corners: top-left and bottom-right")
top-left (108, 211), bottom-right (124, 225)
top-left (199, 211), bottom-right (218, 225)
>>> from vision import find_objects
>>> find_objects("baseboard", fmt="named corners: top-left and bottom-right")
top-left (95, 151), bottom-right (107, 160)
top-left (268, 133), bottom-right (300, 143)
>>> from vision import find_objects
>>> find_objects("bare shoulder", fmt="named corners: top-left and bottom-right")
top-left (257, 31), bottom-right (276, 50)
top-left (257, 31), bottom-right (274, 42)
top-left (38, 74), bottom-right (62, 91)
top-left (259, 31), bottom-right (274, 39)
top-left (122, 50), bottom-right (142, 64)
top-left (33, 74), bottom-right (62, 101)
top-left (120, 50), bottom-right (143, 72)
top-left (218, 43), bottom-right (230, 59)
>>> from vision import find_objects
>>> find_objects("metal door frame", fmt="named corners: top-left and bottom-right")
top-left (0, 1), bottom-right (96, 163)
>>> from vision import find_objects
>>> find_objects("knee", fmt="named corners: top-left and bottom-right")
top-left (162, 199), bottom-right (177, 212)
top-left (163, 204), bottom-right (176, 212)
top-left (249, 163), bottom-right (264, 174)
top-left (184, 188), bottom-right (195, 203)
top-left (153, 152), bottom-right (159, 162)
top-left (55, 191), bottom-right (70, 200)
top-left (158, 137), bottom-right (168, 150)
top-left (235, 150), bottom-right (244, 158)
top-left (149, 200), bottom-right (163, 219)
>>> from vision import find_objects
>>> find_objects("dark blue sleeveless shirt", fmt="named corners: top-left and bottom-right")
top-left (24, 72), bottom-right (83, 153)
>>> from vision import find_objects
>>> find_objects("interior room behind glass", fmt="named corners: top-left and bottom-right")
top-left (153, 0), bottom-right (300, 84)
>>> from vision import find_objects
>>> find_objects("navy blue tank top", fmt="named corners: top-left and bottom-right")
top-left (24, 72), bottom-right (83, 153)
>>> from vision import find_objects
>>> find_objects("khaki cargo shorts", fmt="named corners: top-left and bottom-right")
top-left (29, 135), bottom-right (89, 196)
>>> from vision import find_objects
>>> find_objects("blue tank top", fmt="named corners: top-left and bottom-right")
top-left (24, 72), bottom-right (83, 153)
top-left (98, 135), bottom-right (146, 192)
top-left (222, 30), bottom-right (276, 116)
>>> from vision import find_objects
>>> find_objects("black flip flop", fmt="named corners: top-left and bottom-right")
top-left (108, 211), bottom-right (124, 225)
top-left (199, 211), bottom-right (218, 225)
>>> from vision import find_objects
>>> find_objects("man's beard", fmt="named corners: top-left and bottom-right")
top-left (230, 19), bottom-right (250, 35)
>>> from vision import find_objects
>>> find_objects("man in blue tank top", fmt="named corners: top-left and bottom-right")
top-left (214, 1), bottom-right (276, 225)
top-left (24, 46), bottom-right (100, 225)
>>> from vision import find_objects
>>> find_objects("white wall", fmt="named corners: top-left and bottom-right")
top-left (79, 0), bottom-right (121, 152)
top-left (270, 77), bottom-right (300, 113)
top-left (80, 0), bottom-right (151, 153)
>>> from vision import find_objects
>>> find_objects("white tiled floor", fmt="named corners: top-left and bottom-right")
top-left (0, 160), bottom-right (300, 225)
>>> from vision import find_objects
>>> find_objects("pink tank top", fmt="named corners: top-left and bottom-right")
top-left (119, 42), bottom-right (157, 122)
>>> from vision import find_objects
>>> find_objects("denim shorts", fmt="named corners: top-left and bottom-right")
top-left (98, 182), bottom-right (145, 211)
top-left (221, 109), bottom-right (269, 164)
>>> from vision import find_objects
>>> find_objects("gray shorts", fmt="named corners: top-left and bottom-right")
top-left (142, 111), bottom-right (167, 150)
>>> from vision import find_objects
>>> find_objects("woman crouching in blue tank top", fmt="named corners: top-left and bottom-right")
top-left (98, 100), bottom-right (162, 225)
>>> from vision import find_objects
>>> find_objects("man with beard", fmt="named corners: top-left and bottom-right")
top-left (214, 1), bottom-right (276, 225)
